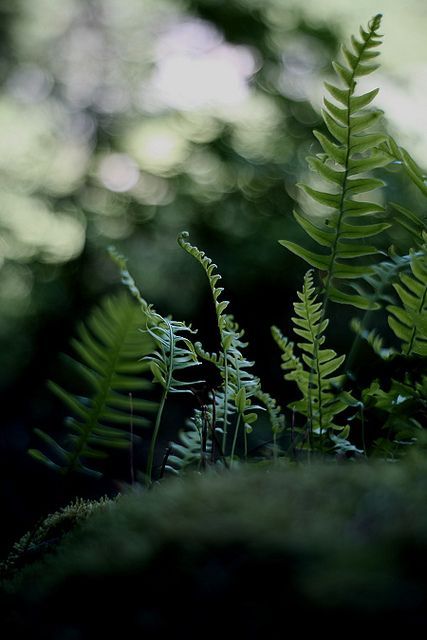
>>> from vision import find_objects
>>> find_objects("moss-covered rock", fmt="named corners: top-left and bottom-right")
top-left (3, 462), bottom-right (427, 635)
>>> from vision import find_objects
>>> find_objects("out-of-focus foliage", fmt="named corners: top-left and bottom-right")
top-left (0, 0), bottom-right (424, 404)
top-left (0, 0), bottom-right (340, 390)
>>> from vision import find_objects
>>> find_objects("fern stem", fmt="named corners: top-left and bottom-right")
top-left (230, 413), bottom-right (242, 467)
top-left (146, 386), bottom-right (168, 485)
top-left (222, 354), bottom-right (229, 451)
top-left (146, 320), bottom-right (175, 485)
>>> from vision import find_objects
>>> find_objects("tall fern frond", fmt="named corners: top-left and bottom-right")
top-left (110, 247), bottom-right (203, 483)
top-left (178, 233), bottom-right (266, 453)
top-left (273, 271), bottom-right (350, 444)
top-left (178, 232), bottom-right (282, 458)
top-left (388, 244), bottom-right (427, 356)
top-left (280, 14), bottom-right (392, 310)
top-left (29, 294), bottom-right (158, 477)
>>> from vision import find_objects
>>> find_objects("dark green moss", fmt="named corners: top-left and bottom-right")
top-left (4, 462), bottom-right (427, 635)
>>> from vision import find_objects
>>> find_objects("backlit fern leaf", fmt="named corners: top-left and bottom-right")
top-left (178, 232), bottom-right (282, 458)
top-left (110, 246), bottom-right (203, 483)
top-left (273, 271), bottom-right (350, 441)
top-left (29, 294), bottom-right (157, 477)
top-left (166, 418), bottom-right (211, 475)
top-left (280, 14), bottom-right (392, 310)
top-left (388, 245), bottom-right (427, 356)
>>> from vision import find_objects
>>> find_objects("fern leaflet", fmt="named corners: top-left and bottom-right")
top-left (388, 244), bottom-right (427, 356)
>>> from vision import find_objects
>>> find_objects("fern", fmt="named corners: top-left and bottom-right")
top-left (178, 232), bottom-right (273, 460)
top-left (110, 247), bottom-right (203, 483)
top-left (350, 317), bottom-right (396, 360)
top-left (166, 417), bottom-right (212, 475)
top-left (273, 271), bottom-right (351, 447)
top-left (382, 136), bottom-right (427, 197)
top-left (388, 245), bottom-right (427, 356)
top-left (280, 14), bottom-right (392, 310)
top-left (30, 294), bottom-right (157, 477)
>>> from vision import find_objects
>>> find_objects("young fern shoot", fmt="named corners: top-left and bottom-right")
top-left (110, 248), bottom-right (203, 484)
top-left (273, 271), bottom-right (351, 451)
top-left (281, 14), bottom-right (391, 310)
top-left (178, 232), bottom-right (282, 461)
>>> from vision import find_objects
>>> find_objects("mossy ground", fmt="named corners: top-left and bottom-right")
top-left (3, 461), bottom-right (427, 636)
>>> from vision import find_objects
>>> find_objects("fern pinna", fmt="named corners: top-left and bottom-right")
top-left (30, 294), bottom-right (157, 477)
top-left (388, 244), bottom-right (427, 357)
top-left (273, 271), bottom-right (351, 448)
top-left (281, 14), bottom-right (391, 310)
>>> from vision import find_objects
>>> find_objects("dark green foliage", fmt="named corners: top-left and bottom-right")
top-left (178, 232), bottom-right (282, 459)
top-left (27, 15), bottom-right (427, 474)
top-left (29, 294), bottom-right (157, 477)
top-left (5, 463), bottom-right (427, 634)
top-left (272, 271), bottom-right (352, 448)
top-left (387, 247), bottom-right (427, 356)
top-left (280, 15), bottom-right (392, 310)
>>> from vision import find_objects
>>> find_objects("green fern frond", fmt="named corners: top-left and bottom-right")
top-left (382, 137), bottom-right (427, 197)
top-left (145, 317), bottom-right (203, 393)
top-left (110, 246), bottom-right (203, 483)
top-left (280, 14), bottom-right (392, 310)
top-left (177, 232), bottom-right (230, 348)
top-left (388, 246), bottom-right (427, 356)
top-left (166, 418), bottom-right (211, 475)
top-left (273, 271), bottom-right (351, 442)
top-left (391, 203), bottom-right (427, 247)
top-left (178, 232), bottom-right (268, 457)
top-left (350, 317), bottom-right (396, 360)
top-left (29, 294), bottom-right (157, 477)
top-left (254, 388), bottom-right (284, 435)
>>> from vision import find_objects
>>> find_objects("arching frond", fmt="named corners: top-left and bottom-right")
top-left (280, 15), bottom-right (392, 310)
top-left (110, 246), bottom-right (203, 483)
top-left (29, 294), bottom-right (157, 477)
top-left (178, 232), bottom-right (277, 457)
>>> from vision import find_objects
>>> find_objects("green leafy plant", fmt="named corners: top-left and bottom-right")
top-left (272, 270), bottom-right (352, 452)
top-left (280, 14), bottom-right (390, 310)
top-left (387, 244), bottom-right (427, 356)
top-left (28, 14), bottom-right (427, 482)
top-left (29, 294), bottom-right (157, 477)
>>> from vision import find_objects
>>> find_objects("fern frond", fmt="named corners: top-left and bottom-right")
top-left (110, 246), bottom-right (203, 483)
top-left (280, 14), bottom-right (392, 310)
top-left (255, 388), bottom-right (284, 435)
top-left (29, 294), bottom-right (157, 477)
top-left (387, 245), bottom-right (427, 356)
top-left (145, 317), bottom-right (203, 393)
top-left (177, 232), bottom-right (230, 348)
top-left (350, 317), bottom-right (396, 360)
top-left (274, 271), bottom-right (351, 442)
top-left (178, 232), bottom-right (265, 457)
top-left (382, 137), bottom-right (427, 197)
top-left (166, 418), bottom-right (211, 475)
top-left (391, 203), bottom-right (427, 247)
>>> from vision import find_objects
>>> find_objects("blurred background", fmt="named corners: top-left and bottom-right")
top-left (0, 0), bottom-right (426, 550)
